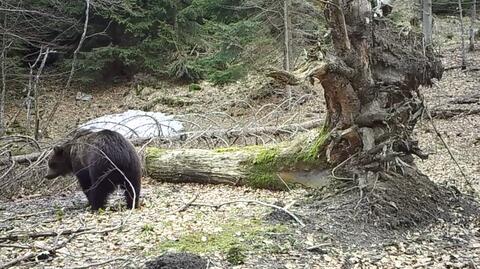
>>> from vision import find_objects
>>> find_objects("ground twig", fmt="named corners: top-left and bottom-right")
top-left (191, 199), bottom-right (305, 227)
top-left (0, 210), bottom-right (51, 223)
top-left (425, 107), bottom-right (475, 193)
top-left (306, 242), bottom-right (332, 251)
top-left (175, 194), bottom-right (199, 213)
top-left (65, 257), bottom-right (128, 269)
top-left (0, 227), bottom-right (93, 242)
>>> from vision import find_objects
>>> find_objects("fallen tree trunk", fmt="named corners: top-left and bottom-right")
top-left (0, 151), bottom-right (47, 165)
top-left (145, 130), bottom-right (329, 190)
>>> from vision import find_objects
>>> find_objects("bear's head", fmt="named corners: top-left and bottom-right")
top-left (45, 146), bottom-right (72, 179)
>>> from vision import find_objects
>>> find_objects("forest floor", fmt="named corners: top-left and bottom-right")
top-left (1, 45), bottom-right (480, 268)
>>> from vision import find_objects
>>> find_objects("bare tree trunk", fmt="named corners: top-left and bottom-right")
top-left (0, 11), bottom-right (7, 136)
top-left (422, 0), bottom-right (433, 46)
top-left (470, 0), bottom-right (477, 51)
top-left (33, 48), bottom-right (50, 139)
top-left (0, 45), bottom-right (6, 137)
top-left (416, 0), bottom-right (423, 25)
top-left (283, 0), bottom-right (294, 107)
top-left (458, 0), bottom-right (467, 69)
top-left (26, 49), bottom-right (45, 133)
top-left (283, 0), bottom-right (292, 71)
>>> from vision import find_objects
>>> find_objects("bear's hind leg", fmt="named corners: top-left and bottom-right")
top-left (89, 180), bottom-right (116, 210)
top-left (122, 178), bottom-right (141, 209)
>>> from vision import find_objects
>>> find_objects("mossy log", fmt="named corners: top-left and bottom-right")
top-left (144, 129), bottom-right (330, 190)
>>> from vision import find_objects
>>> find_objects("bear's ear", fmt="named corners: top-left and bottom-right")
top-left (53, 146), bottom-right (63, 154)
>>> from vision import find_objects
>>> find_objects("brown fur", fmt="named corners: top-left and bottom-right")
top-left (45, 129), bottom-right (142, 210)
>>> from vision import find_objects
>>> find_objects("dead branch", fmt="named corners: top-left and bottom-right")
top-left (0, 243), bottom-right (34, 250)
top-left (0, 230), bottom-right (82, 269)
top-left (65, 258), bottom-right (128, 269)
top-left (175, 194), bottom-right (199, 213)
top-left (26, 48), bottom-right (45, 133)
top-left (0, 210), bottom-right (51, 223)
top-left (447, 94), bottom-right (480, 105)
top-left (306, 242), bottom-right (332, 251)
top-left (266, 61), bottom-right (329, 86)
top-left (191, 199), bottom-right (305, 227)
top-left (266, 69), bottom-right (301, 85)
top-left (425, 107), bottom-right (475, 192)
top-left (0, 250), bottom-right (48, 268)
top-left (0, 135), bottom-right (40, 150)
top-left (132, 119), bottom-right (322, 145)
top-left (0, 37), bottom-right (11, 135)
top-left (430, 107), bottom-right (480, 119)
top-left (0, 7), bottom-right (66, 19)
top-left (0, 227), bottom-right (93, 242)
top-left (0, 149), bottom-right (48, 169)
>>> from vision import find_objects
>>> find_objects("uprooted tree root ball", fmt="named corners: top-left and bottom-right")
top-left (300, 167), bottom-right (480, 245)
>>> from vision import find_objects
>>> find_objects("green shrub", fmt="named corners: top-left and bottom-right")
top-left (207, 65), bottom-right (247, 85)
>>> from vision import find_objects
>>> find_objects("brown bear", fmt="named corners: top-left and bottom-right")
top-left (45, 129), bottom-right (142, 210)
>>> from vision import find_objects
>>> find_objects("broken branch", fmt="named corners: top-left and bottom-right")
top-left (191, 199), bottom-right (305, 227)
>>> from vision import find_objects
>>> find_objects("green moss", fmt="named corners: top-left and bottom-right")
top-left (247, 147), bottom-right (287, 190)
top-left (296, 127), bottom-right (329, 164)
top-left (253, 147), bottom-right (280, 165)
top-left (156, 220), bottom-right (288, 255)
top-left (188, 83), bottom-right (202, 92)
top-left (214, 145), bottom-right (263, 153)
top-left (145, 147), bottom-right (166, 158)
top-left (226, 246), bottom-right (246, 265)
top-left (243, 129), bottom-right (329, 189)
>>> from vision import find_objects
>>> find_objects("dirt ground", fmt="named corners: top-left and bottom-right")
top-left (1, 45), bottom-right (480, 268)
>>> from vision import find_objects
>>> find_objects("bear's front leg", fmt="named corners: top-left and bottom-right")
top-left (88, 177), bottom-right (117, 211)
top-left (75, 169), bottom-right (92, 199)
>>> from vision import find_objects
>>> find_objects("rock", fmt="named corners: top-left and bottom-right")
top-left (145, 252), bottom-right (208, 269)
top-left (75, 91), bottom-right (93, 102)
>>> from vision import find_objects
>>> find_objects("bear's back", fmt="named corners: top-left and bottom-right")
top-left (69, 129), bottom-right (141, 178)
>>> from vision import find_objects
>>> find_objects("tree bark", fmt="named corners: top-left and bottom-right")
top-left (0, 6), bottom-right (7, 136)
top-left (458, 0), bottom-right (467, 69)
top-left (423, 0), bottom-right (433, 46)
top-left (470, 0), bottom-right (477, 51)
top-left (145, 130), bottom-right (329, 189)
top-left (283, 0), bottom-right (292, 71)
